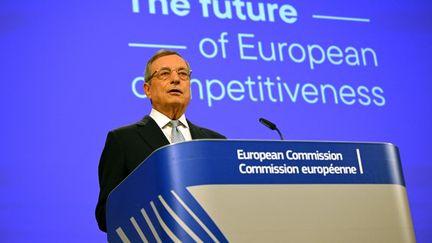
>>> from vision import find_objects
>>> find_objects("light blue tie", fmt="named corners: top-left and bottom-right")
top-left (170, 120), bottom-right (185, 143)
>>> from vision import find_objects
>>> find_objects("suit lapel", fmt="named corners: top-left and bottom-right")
top-left (136, 115), bottom-right (170, 150)
top-left (188, 120), bottom-right (205, 139)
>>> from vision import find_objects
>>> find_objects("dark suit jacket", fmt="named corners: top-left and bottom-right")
top-left (95, 115), bottom-right (225, 232)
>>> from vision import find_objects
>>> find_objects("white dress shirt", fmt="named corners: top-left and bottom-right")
top-left (149, 108), bottom-right (192, 143)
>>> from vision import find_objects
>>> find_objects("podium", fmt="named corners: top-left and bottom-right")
top-left (106, 140), bottom-right (415, 242)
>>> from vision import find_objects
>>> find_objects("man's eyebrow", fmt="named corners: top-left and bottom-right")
top-left (157, 66), bottom-right (187, 70)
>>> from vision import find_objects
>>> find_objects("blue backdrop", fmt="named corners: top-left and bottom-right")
top-left (1, 0), bottom-right (431, 242)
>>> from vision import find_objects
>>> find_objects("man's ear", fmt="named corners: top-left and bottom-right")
top-left (144, 82), bottom-right (151, 99)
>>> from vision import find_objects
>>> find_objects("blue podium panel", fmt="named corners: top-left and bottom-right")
top-left (106, 140), bottom-right (414, 243)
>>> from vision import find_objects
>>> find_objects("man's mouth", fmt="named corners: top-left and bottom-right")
top-left (168, 88), bottom-right (183, 95)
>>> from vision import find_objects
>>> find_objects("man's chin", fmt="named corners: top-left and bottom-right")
top-left (167, 98), bottom-right (189, 107)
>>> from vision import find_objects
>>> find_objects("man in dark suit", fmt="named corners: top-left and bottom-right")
top-left (95, 50), bottom-right (225, 232)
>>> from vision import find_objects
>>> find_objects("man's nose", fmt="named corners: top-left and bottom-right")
top-left (170, 71), bottom-right (181, 84)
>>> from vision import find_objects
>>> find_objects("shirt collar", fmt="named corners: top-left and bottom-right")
top-left (149, 108), bottom-right (188, 128)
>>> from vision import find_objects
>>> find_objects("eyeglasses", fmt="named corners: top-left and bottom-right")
top-left (149, 67), bottom-right (192, 81)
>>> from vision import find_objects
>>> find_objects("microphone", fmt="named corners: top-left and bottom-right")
top-left (259, 118), bottom-right (284, 140)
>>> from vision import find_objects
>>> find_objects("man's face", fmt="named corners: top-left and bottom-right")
top-left (144, 55), bottom-right (191, 116)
